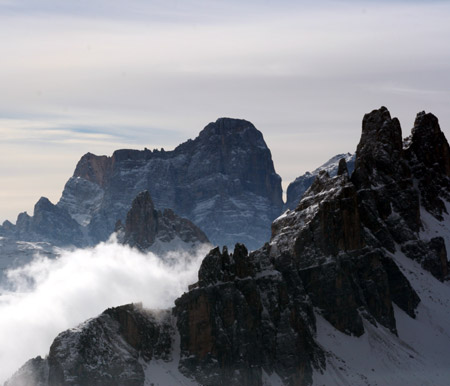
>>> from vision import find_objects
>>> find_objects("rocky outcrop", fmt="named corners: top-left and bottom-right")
top-left (116, 190), bottom-right (209, 253)
top-left (404, 111), bottom-right (450, 220)
top-left (272, 167), bottom-right (419, 337)
top-left (175, 244), bottom-right (324, 386)
top-left (352, 107), bottom-right (448, 280)
top-left (57, 118), bottom-right (283, 250)
top-left (13, 197), bottom-right (84, 247)
top-left (285, 153), bottom-right (355, 210)
top-left (7, 304), bottom-right (174, 386)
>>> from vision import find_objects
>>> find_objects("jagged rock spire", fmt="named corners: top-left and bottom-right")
top-left (119, 190), bottom-right (209, 252)
top-left (352, 106), bottom-right (404, 188)
top-left (337, 157), bottom-right (348, 176)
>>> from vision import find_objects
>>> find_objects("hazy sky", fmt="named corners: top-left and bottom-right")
top-left (1, 0), bottom-right (449, 223)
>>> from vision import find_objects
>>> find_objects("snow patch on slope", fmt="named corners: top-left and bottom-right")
top-left (314, 203), bottom-right (450, 386)
top-left (143, 320), bottom-right (199, 386)
top-left (419, 201), bottom-right (450, 250)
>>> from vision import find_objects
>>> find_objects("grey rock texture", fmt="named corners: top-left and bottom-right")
top-left (352, 107), bottom-right (448, 280)
top-left (14, 197), bottom-right (85, 247)
top-left (285, 153), bottom-right (355, 210)
top-left (8, 304), bottom-right (174, 386)
top-left (57, 118), bottom-right (283, 250)
top-left (272, 168), bottom-right (419, 337)
top-left (116, 190), bottom-right (210, 253)
top-left (175, 244), bottom-right (324, 386)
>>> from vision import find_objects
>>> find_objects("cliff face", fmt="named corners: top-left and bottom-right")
top-left (174, 243), bottom-right (324, 386)
top-left (404, 111), bottom-right (450, 220)
top-left (13, 197), bottom-right (85, 247)
top-left (7, 108), bottom-right (450, 386)
top-left (116, 190), bottom-right (210, 253)
top-left (58, 118), bottom-right (283, 250)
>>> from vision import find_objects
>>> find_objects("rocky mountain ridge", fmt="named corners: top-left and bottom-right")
top-left (57, 118), bottom-right (283, 250)
top-left (1, 118), bottom-right (283, 252)
top-left (284, 152), bottom-right (355, 211)
top-left (116, 190), bottom-right (210, 254)
top-left (7, 107), bottom-right (450, 386)
top-left (0, 118), bottom-right (355, 263)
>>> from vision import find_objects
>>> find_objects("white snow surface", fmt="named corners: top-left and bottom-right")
top-left (313, 203), bottom-right (450, 386)
top-left (311, 153), bottom-right (354, 177)
top-left (143, 321), bottom-right (199, 386)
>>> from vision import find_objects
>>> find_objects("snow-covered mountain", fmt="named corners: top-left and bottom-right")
top-left (58, 117), bottom-right (283, 251)
top-left (7, 107), bottom-right (450, 386)
top-left (285, 152), bottom-right (355, 210)
top-left (0, 118), bottom-right (282, 252)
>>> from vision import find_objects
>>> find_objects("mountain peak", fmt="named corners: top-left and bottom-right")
top-left (197, 117), bottom-right (266, 148)
top-left (72, 152), bottom-right (112, 187)
top-left (353, 106), bottom-right (403, 188)
top-left (207, 117), bottom-right (256, 133)
top-left (409, 110), bottom-right (450, 177)
top-left (34, 196), bottom-right (54, 212)
top-left (57, 117), bottom-right (283, 249)
top-left (118, 190), bottom-right (209, 252)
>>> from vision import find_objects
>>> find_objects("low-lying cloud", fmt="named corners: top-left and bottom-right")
top-left (0, 240), bottom-right (211, 383)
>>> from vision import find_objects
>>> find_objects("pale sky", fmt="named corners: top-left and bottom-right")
top-left (1, 0), bottom-right (449, 223)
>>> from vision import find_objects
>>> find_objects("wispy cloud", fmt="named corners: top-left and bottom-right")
top-left (0, 240), bottom-right (211, 383)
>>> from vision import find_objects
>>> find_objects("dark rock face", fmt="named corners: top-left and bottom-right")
top-left (352, 107), bottom-right (448, 280)
top-left (352, 106), bottom-right (404, 189)
top-left (14, 197), bottom-right (84, 247)
top-left (404, 111), bottom-right (450, 220)
top-left (175, 244), bottom-right (324, 386)
top-left (8, 304), bottom-right (174, 386)
top-left (272, 169), bottom-right (419, 337)
top-left (116, 190), bottom-right (209, 252)
top-left (269, 106), bottom-right (450, 341)
top-left (57, 118), bottom-right (283, 250)
top-left (285, 153), bottom-right (355, 210)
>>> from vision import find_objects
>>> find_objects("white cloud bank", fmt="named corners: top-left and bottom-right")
top-left (0, 241), bottom-right (211, 383)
